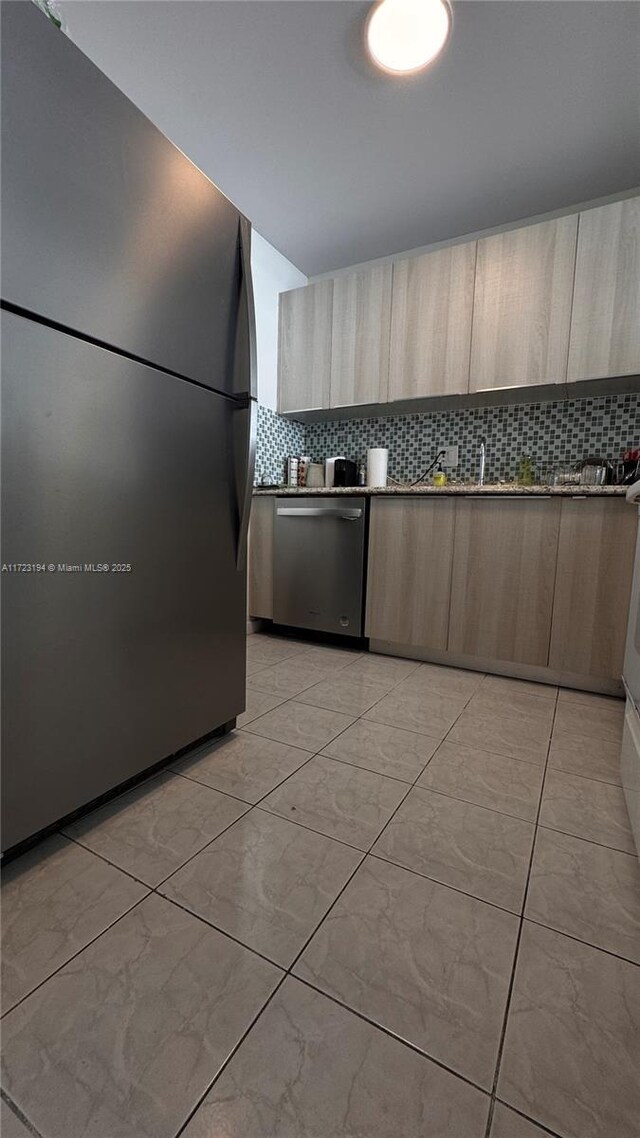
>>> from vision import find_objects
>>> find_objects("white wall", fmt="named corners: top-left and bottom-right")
top-left (251, 231), bottom-right (306, 410)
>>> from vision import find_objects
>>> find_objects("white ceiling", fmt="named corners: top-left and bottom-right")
top-left (58, 1), bottom-right (640, 276)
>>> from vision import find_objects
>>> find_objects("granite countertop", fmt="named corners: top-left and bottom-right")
top-left (254, 483), bottom-right (627, 497)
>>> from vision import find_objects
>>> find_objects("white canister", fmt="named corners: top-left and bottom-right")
top-left (306, 462), bottom-right (325, 488)
top-left (367, 448), bottom-right (388, 488)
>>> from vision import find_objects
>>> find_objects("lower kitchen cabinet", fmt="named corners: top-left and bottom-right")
top-left (549, 498), bottom-right (637, 680)
top-left (365, 498), bottom-right (456, 649)
top-left (248, 496), bottom-right (273, 620)
top-left (448, 498), bottom-right (561, 666)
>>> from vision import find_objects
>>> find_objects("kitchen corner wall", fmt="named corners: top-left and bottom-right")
top-left (255, 392), bottom-right (640, 485)
top-left (251, 231), bottom-right (307, 411)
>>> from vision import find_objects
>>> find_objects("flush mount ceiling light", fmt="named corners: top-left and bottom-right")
top-left (366, 0), bottom-right (452, 75)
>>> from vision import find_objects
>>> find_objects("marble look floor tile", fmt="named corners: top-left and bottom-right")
top-left (396, 663), bottom-right (484, 700)
top-left (557, 687), bottom-right (625, 710)
top-left (490, 1103), bottom-right (550, 1137)
top-left (1, 894), bottom-right (280, 1138)
top-left (466, 688), bottom-right (555, 728)
top-left (479, 675), bottom-right (558, 701)
top-left (1, 835), bottom-right (147, 1014)
top-left (181, 977), bottom-right (489, 1138)
top-left (64, 773), bottom-right (248, 887)
top-left (540, 769), bottom-right (635, 854)
top-left (160, 810), bottom-right (361, 967)
top-left (553, 699), bottom-right (625, 743)
top-left (244, 701), bottom-right (355, 753)
top-left (448, 711), bottom-right (550, 766)
top-left (294, 857), bottom-right (519, 1089)
top-left (245, 659), bottom-right (272, 678)
top-left (248, 657), bottom-right (334, 698)
top-left (260, 755), bottom-right (407, 850)
top-left (525, 828), bottom-right (640, 964)
top-left (364, 689), bottom-right (467, 739)
top-left (338, 654), bottom-right (422, 687)
top-left (296, 674), bottom-right (390, 716)
top-left (171, 731), bottom-right (312, 805)
top-left (373, 787), bottom-right (534, 913)
top-left (295, 645), bottom-right (364, 669)
top-left (246, 636), bottom-right (312, 666)
top-left (236, 688), bottom-right (287, 728)
top-left (322, 719), bottom-right (439, 782)
top-left (548, 731), bottom-right (622, 785)
top-left (418, 742), bottom-right (544, 822)
top-left (498, 923), bottom-right (640, 1138)
top-left (1, 1101), bottom-right (32, 1138)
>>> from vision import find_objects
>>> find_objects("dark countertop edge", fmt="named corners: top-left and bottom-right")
top-left (253, 484), bottom-right (627, 498)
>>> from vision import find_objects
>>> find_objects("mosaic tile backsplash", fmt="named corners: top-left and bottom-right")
top-left (255, 394), bottom-right (640, 485)
top-left (255, 404), bottom-right (305, 485)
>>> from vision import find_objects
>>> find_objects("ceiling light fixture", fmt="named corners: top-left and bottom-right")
top-left (366, 0), bottom-right (452, 76)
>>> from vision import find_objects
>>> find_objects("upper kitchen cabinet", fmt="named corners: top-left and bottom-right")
top-left (330, 265), bottom-right (392, 408)
top-left (388, 242), bottom-right (476, 400)
top-left (278, 280), bottom-right (333, 413)
top-left (567, 197), bottom-right (640, 382)
top-left (469, 216), bottom-right (578, 391)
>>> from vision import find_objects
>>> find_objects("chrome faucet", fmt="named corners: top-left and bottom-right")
top-left (478, 437), bottom-right (486, 486)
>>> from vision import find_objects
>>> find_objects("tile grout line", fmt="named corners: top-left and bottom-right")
top-left (398, 779), bottom-right (541, 824)
top-left (3, 680), bottom-right (396, 1032)
top-left (0, 893), bottom-right (150, 1022)
top-left (172, 971), bottom-right (289, 1138)
top-left (4, 635), bottom-right (626, 1138)
top-left (367, 850), bottom-right (526, 920)
top-left (289, 973), bottom-right (491, 1098)
top-left (193, 643), bottom-right (632, 1133)
top-left (535, 820), bottom-right (635, 858)
top-left (0, 1091), bottom-right (45, 1138)
top-left (155, 891), bottom-right (287, 972)
top-left (521, 913), bottom-right (640, 970)
top-left (243, 649), bottom-right (426, 737)
top-left (483, 686), bottom-right (559, 1138)
top-left (492, 1095), bottom-right (566, 1138)
top-left (246, 646), bottom-right (370, 702)
top-left (165, 649), bottom-right (486, 1134)
top-left (155, 672), bottom-right (416, 895)
top-left (166, 668), bottom-right (495, 1137)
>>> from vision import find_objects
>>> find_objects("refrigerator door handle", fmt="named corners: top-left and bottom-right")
top-left (236, 398), bottom-right (257, 571)
top-left (239, 216), bottom-right (258, 401)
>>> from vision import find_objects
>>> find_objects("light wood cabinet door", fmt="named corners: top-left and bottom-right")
top-left (567, 197), bottom-right (640, 382)
top-left (469, 216), bottom-right (578, 391)
top-left (330, 265), bottom-right (392, 408)
top-left (448, 498), bottom-right (561, 666)
top-left (365, 498), bottom-right (456, 648)
top-left (549, 498), bottom-right (637, 680)
top-left (248, 496), bottom-right (273, 619)
top-left (278, 280), bottom-right (333, 412)
top-left (388, 243), bottom-right (476, 400)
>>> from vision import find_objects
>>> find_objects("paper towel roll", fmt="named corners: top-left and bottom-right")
top-left (367, 448), bottom-right (388, 488)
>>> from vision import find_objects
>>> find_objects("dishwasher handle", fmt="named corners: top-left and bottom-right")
top-left (276, 506), bottom-right (363, 520)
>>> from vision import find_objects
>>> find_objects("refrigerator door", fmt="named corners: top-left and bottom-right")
top-left (1, 2), bottom-right (247, 396)
top-left (1, 310), bottom-right (246, 851)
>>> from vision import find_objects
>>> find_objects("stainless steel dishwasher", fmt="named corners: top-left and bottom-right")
top-left (273, 496), bottom-right (366, 636)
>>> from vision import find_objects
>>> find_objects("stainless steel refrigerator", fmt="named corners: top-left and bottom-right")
top-left (1, 3), bottom-right (256, 852)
